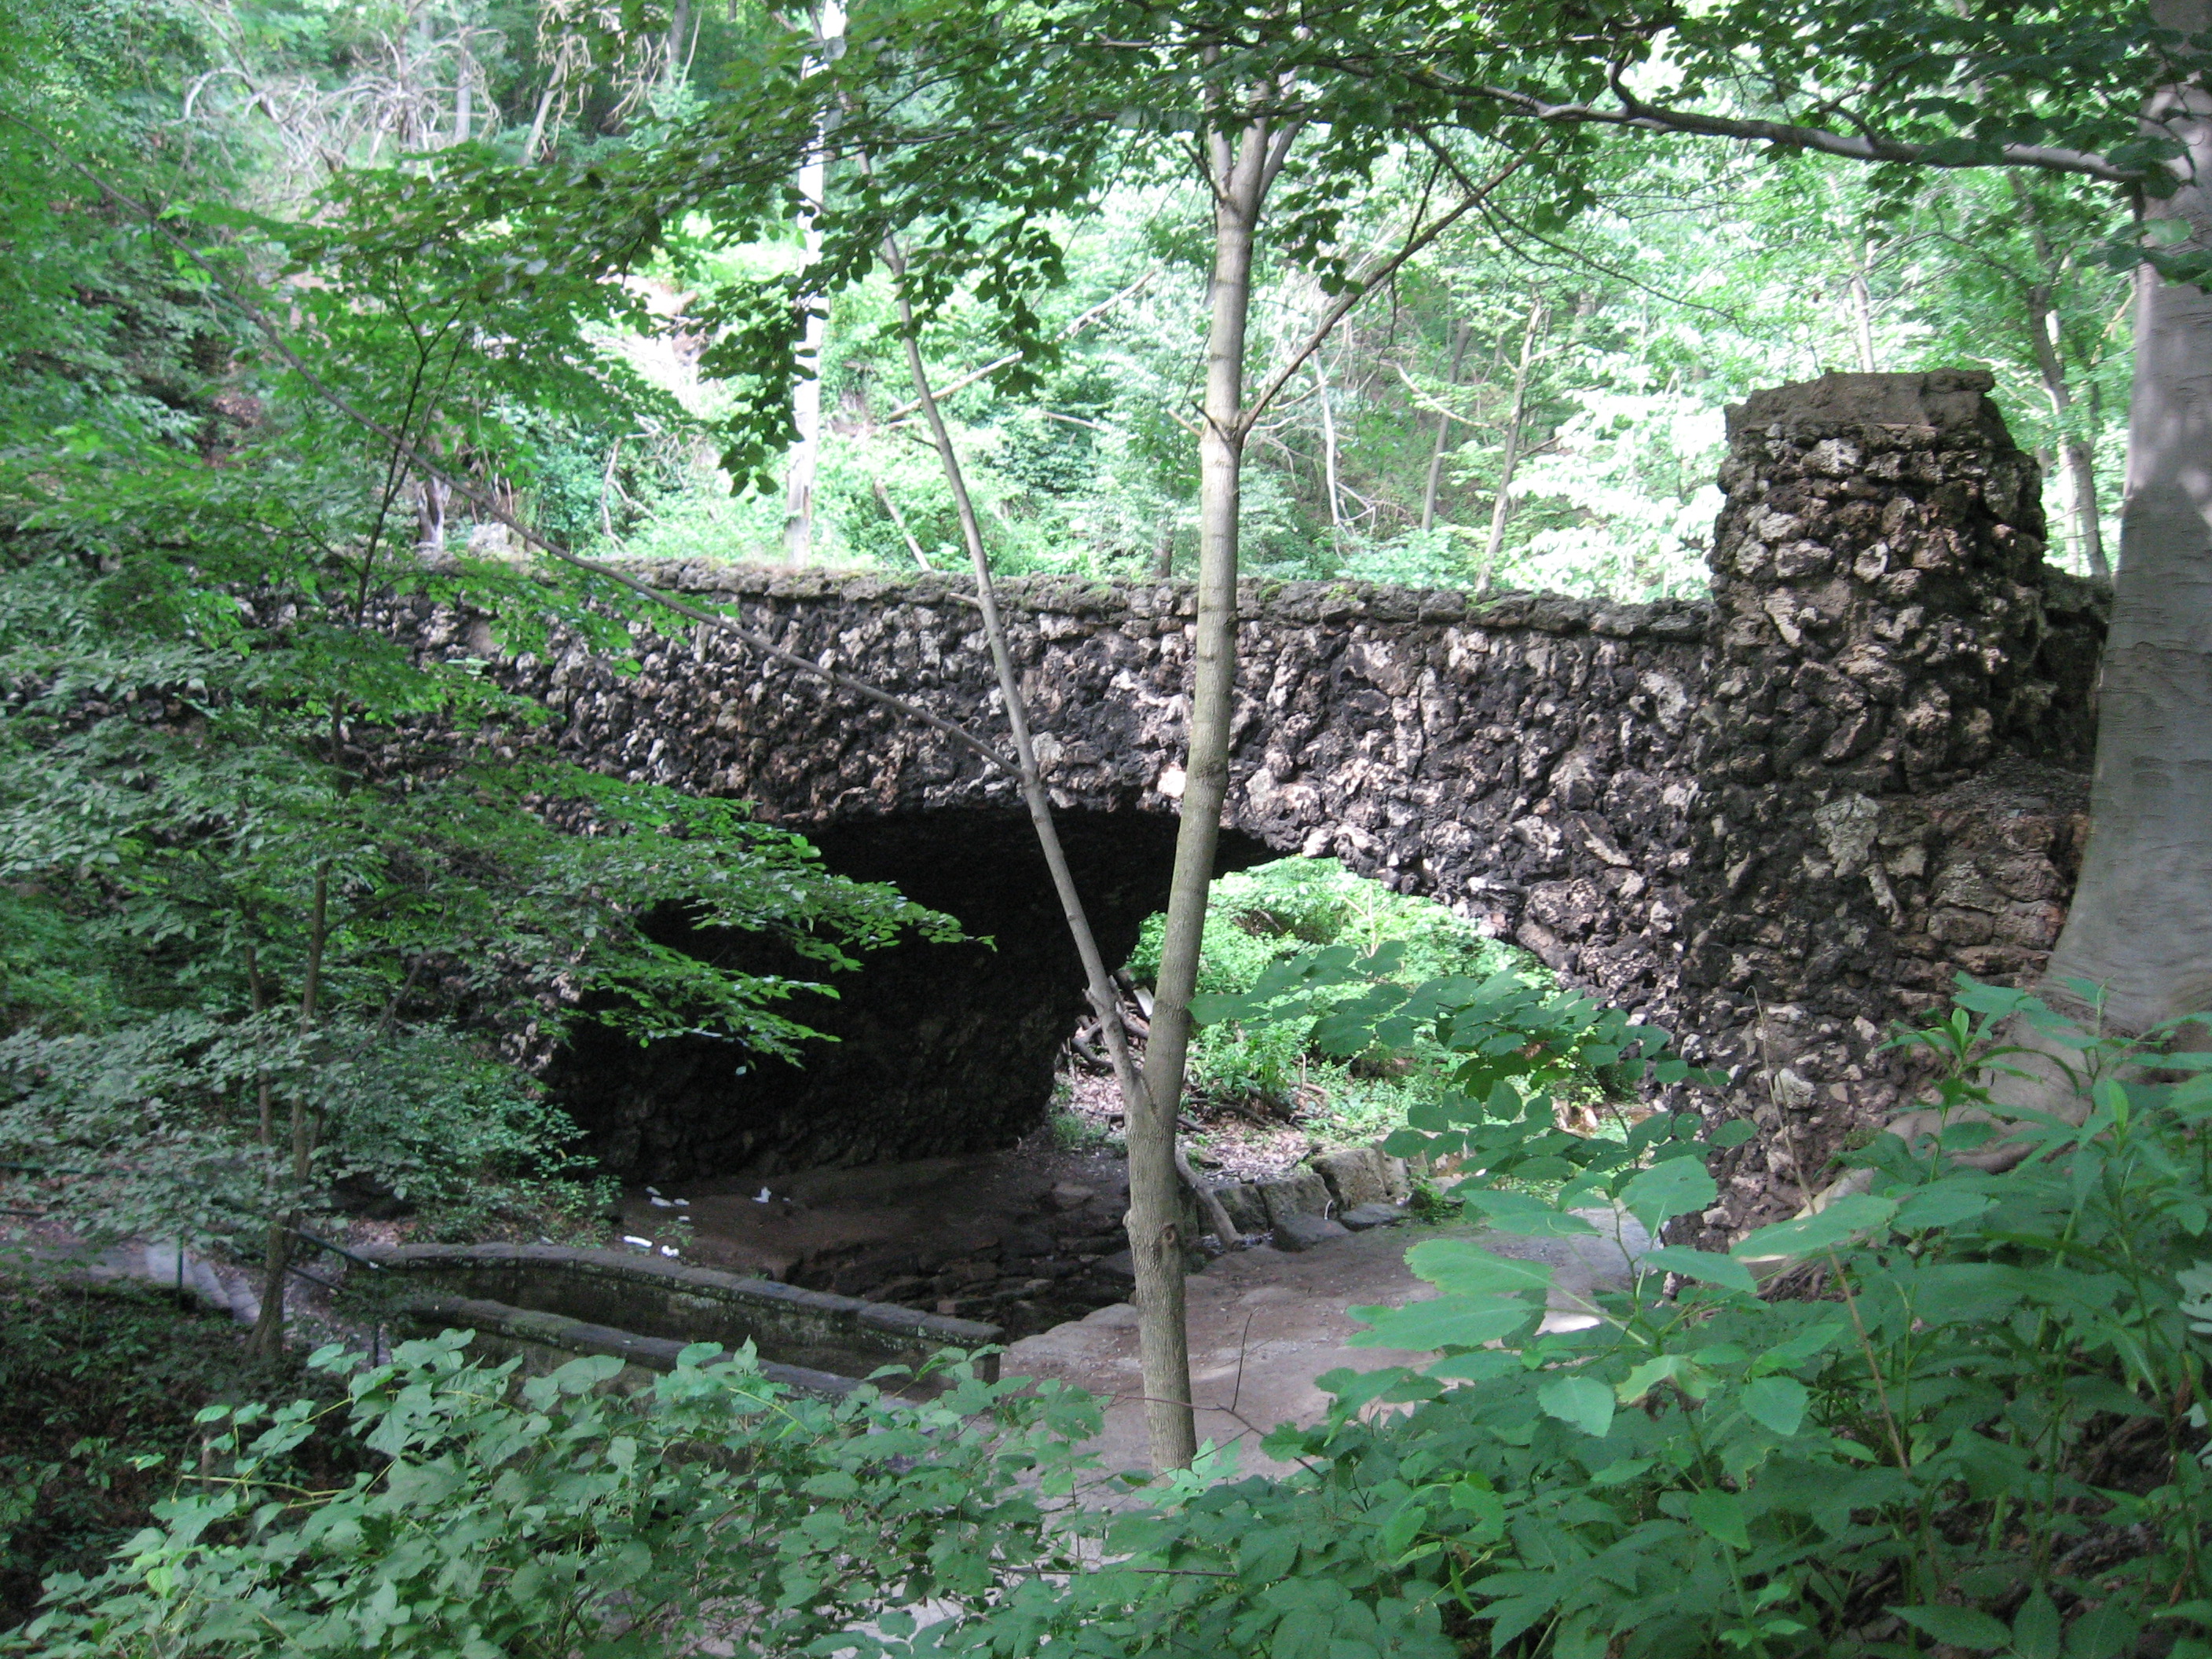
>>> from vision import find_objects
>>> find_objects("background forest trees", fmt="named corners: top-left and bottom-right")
top-left (119, 0), bottom-right (2131, 601)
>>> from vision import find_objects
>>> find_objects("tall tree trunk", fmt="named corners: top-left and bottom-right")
top-left (2038, 20), bottom-right (2212, 1046)
top-left (1316, 357), bottom-right (1344, 533)
top-left (1961, 6), bottom-right (2212, 1144)
top-left (524, 77), bottom-right (559, 160)
top-left (1848, 245), bottom-right (1877, 372)
top-left (452, 54), bottom-right (473, 145)
top-left (1419, 320), bottom-right (1472, 532)
top-left (873, 479), bottom-right (932, 568)
top-left (782, 1), bottom-right (844, 562)
top-left (1475, 296), bottom-right (1545, 593)
top-left (887, 240), bottom-right (1236, 1469)
top-left (2011, 177), bottom-right (2112, 580)
top-left (1134, 118), bottom-right (1271, 1474)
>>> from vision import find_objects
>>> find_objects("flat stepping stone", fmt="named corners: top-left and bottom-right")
top-left (1339, 1203), bottom-right (1409, 1231)
top-left (1272, 1213), bottom-right (1352, 1252)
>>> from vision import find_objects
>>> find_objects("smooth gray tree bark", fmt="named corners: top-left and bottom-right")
top-left (2039, 4), bottom-right (2212, 1046)
top-left (1132, 116), bottom-right (1273, 1474)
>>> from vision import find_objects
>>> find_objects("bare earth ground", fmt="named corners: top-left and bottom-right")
top-left (1002, 1217), bottom-right (1651, 1481)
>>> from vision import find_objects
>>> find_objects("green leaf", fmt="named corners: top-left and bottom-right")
top-left (2012, 1590), bottom-right (2062, 1659)
top-left (1619, 1158), bottom-right (1717, 1231)
top-left (1733, 1195), bottom-right (1898, 1262)
top-left (1405, 1238), bottom-right (1556, 1296)
top-left (1685, 1489), bottom-right (1749, 1551)
top-left (1350, 1295), bottom-right (1536, 1351)
top-left (1738, 1376), bottom-right (1809, 1437)
top-left (1892, 1183), bottom-right (1995, 1231)
top-left (1891, 1605), bottom-right (2011, 1650)
top-left (2067, 1605), bottom-right (2140, 1659)
top-left (1639, 1245), bottom-right (1756, 1295)
top-left (1461, 1188), bottom-right (1600, 1236)
top-left (1538, 1375), bottom-right (1615, 1437)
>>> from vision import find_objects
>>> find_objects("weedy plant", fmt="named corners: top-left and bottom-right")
top-left (1014, 966), bottom-right (2212, 1658)
top-left (9, 1335), bottom-right (1101, 1658)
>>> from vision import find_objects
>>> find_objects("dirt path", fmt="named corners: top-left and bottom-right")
top-left (1001, 1214), bottom-right (1651, 1479)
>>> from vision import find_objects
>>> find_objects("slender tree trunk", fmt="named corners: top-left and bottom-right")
top-left (783, 1), bottom-right (844, 562)
top-left (1419, 320), bottom-right (1473, 532)
top-left (1316, 357), bottom-right (1344, 533)
top-left (524, 79), bottom-right (558, 160)
top-left (1476, 296), bottom-right (1545, 593)
top-left (873, 480), bottom-right (933, 569)
top-left (249, 863), bottom-right (329, 1361)
top-left (1152, 514), bottom-right (1176, 578)
top-left (888, 244), bottom-right (1235, 1470)
top-left (1848, 248), bottom-right (1877, 372)
top-left (2012, 176), bottom-right (2113, 581)
top-left (1133, 119), bottom-right (1272, 1473)
top-left (452, 56), bottom-right (473, 145)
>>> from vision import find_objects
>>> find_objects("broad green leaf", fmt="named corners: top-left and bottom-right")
top-left (1738, 1376), bottom-right (1809, 1437)
top-left (1538, 1375), bottom-right (1615, 1437)
top-left (1619, 1157), bottom-right (1717, 1230)
top-left (1891, 1605), bottom-right (2010, 1650)
top-left (1617, 1353), bottom-right (1712, 1404)
top-left (2067, 1605), bottom-right (2141, 1659)
top-left (2012, 1590), bottom-right (2062, 1659)
top-left (1350, 1295), bottom-right (1536, 1351)
top-left (1732, 1195), bottom-right (1898, 1262)
top-left (1462, 1188), bottom-right (1600, 1236)
top-left (1426, 1350), bottom-right (1524, 1382)
top-left (1685, 1489), bottom-right (1749, 1550)
top-left (1406, 1238), bottom-right (1556, 1296)
top-left (1639, 1245), bottom-right (1756, 1295)
top-left (1892, 1183), bottom-right (1995, 1231)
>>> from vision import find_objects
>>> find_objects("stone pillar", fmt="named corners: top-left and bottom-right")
top-left (1679, 371), bottom-right (2097, 1233)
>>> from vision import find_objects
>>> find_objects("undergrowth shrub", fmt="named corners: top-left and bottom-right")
top-left (9, 1336), bottom-right (1097, 1658)
top-left (1020, 969), bottom-right (2212, 1658)
top-left (0, 1273), bottom-right (346, 1632)
top-left (1129, 858), bottom-right (1529, 1137)
top-left (21, 973), bottom-right (2210, 1659)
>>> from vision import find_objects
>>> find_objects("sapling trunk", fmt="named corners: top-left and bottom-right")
top-left (885, 240), bottom-right (1233, 1470)
top-left (249, 862), bottom-right (328, 1361)
top-left (1419, 320), bottom-right (1472, 532)
top-left (1131, 120), bottom-right (1271, 1473)
top-left (1476, 296), bottom-right (1545, 593)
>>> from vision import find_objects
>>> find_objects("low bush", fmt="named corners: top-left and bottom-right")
top-left (9, 1337), bottom-right (1099, 1657)
top-left (21, 973), bottom-right (2209, 1658)
top-left (0, 1274), bottom-right (346, 1631)
top-left (1128, 858), bottom-right (1531, 1138)
top-left (1027, 969), bottom-right (2212, 1657)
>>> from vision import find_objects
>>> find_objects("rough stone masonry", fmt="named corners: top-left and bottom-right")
top-left (405, 371), bottom-right (2105, 1229)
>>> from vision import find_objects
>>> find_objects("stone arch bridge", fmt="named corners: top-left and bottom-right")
top-left (420, 373), bottom-right (2107, 1233)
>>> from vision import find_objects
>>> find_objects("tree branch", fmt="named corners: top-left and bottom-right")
top-left (1235, 151), bottom-right (1530, 438)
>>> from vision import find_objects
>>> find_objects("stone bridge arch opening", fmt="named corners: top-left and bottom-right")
top-left (551, 807), bottom-right (1277, 1181)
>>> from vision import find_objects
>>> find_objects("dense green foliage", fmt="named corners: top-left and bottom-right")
top-left (1129, 859), bottom-right (1527, 1142)
top-left (1046, 972), bottom-right (2212, 1657)
top-left (0, 1274), bottom-right (353, 1631)
top-left (16, 980), bottom-right (2208, 1655)
top-left (11, 1338), bottom-right (1097, 1657)
top-left (0, 0), bottom-right (954, 1283)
